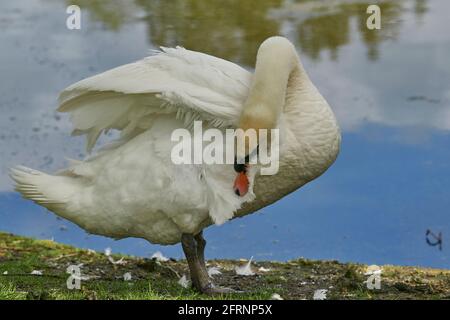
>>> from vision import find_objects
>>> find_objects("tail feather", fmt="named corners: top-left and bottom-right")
top-left (9, 166), bottom-right (68, 209)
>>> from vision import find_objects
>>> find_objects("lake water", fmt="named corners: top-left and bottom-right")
top-left (1, 0), bottom-right (450, 268)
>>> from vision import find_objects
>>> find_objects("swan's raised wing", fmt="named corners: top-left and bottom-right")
top-left (58, 47), bottom-right (252, 152)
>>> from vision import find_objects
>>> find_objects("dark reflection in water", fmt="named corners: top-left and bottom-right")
top-left (140, 0), bottom-right (284, 65)
top-left (298, 2), bottom-right (403, 61)
top-left (2, 0), bottom-right (450, 268)
top-left (68, 0), bottom-right (134, 31)
top-left (414, 0), bottom-right (429, 20)
top-left (69, 0), bottom-right (423, 63)
top-left (73, 0), bottom-right (284, 65)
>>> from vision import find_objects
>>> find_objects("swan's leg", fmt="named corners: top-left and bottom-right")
top-left (181, 233), bottom-right (239, 295)
top-left (194, 231), bottom-right (207, 274)
top-left (181, 233), bottom-right (210, 292)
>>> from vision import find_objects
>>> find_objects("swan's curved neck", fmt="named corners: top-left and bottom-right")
top-left (239, 37), bottom-right (305, 131)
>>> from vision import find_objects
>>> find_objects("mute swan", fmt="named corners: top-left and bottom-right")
top-left (11, 36), bottom-right (340, 294)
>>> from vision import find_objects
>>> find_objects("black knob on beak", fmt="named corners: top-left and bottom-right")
top-left (234, 161), bottom-right (246, 173)
top-left (234, 145), bottom-right (259, 173)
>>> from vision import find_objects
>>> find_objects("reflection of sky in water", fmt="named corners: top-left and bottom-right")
top-left (1, 0), bottom-right (449, 268)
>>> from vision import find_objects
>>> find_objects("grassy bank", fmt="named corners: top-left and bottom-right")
top-left (0, 232), bottom-right (449, 300)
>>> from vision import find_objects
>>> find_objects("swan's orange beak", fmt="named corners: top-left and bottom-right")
top-left (233, 171), bottom-right (249, 197)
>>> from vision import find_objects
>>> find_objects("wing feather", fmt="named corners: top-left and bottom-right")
top-left (58, 47), bottom-right (252, 152)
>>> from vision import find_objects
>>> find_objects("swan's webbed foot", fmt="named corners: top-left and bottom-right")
top-left (181, 232), bottom-right (241, 295)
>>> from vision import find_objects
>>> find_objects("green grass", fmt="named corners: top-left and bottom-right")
top-left (1, 232), bottom-right (450, 300)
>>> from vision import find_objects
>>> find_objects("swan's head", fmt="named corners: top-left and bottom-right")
top-left (239, 105), bottom-right (278, 133)
top-left (236, 103), bottom-right (278, 159)
top-left (236, 37), bottom-right (295, 157)
top-left (233, 36), bottom-right (298, 196)
top-left (233, 105), bottom-right (279, 197)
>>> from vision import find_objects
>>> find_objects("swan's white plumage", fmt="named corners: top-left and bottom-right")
top-left (59, 46), bottom-right (252, 152)
top-left (11, 37), bottom-right (341, 245)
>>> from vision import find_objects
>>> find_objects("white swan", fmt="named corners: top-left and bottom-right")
top-left (11, 36), bottom-right (340, 294)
